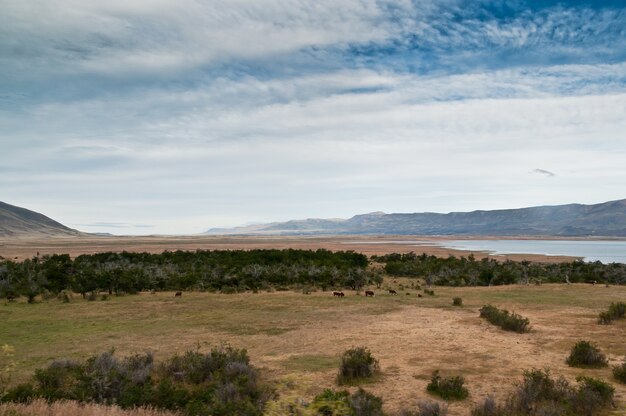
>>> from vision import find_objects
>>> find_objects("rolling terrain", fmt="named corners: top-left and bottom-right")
top-left (205, 199), bottom-right (626, 237)
top-left (0, 201), bottom-right (81, 237)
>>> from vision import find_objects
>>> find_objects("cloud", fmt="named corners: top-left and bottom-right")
top-left (531, 169), bottom-right (556, 177)
top-left (1, 1), bottom-right (625, 234)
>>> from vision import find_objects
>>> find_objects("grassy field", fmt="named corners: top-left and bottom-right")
top-left (2, 281), bottom-right (626, 415)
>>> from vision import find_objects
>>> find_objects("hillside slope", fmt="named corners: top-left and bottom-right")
top-left (204, 199), bottom-right (626, 237)
top-left (0, 201), bottom-right (81, 237)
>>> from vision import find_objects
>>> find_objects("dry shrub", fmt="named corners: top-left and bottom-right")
top-left (337, 347), bottom-right (379, 384)
top-left (472, 369), bottom-right (615, 416)
top-left (566, 341), bottom-right (608, 368)
top-left (0, 398), bottom-right (178, 416)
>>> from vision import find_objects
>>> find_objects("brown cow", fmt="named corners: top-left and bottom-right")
top-left (365, 290), bottom-right (375, 297)
top-left (174, 291), bottom-right (182, 297)
top-left (417, 293), bottom-right (423, 298)
top-left (333, 291), bottom-right (345, 297)
top-left (388, 289), bottom-right (397, 295)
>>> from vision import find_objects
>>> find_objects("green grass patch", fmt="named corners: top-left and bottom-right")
top-left (282, 354), bottom-right (338, 372)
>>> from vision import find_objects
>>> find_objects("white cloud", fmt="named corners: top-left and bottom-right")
top-left (1, 1), bottom-right (626, 234)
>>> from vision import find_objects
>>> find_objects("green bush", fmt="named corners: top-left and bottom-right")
top-left (479, 305), bottom-right (530, 333)
top-left (598, 302), bottom-right (626, 324)
top-left (472, 369), bottom-right (615, 416)
top-left (2, 346), bottom-right (271, 416)
top-left (566, 341), bottom-right (608, 368)
top-left (613, 358), bottom-right (626, 383)
top-left (426, 371), bottom-right (468, 400)
top-left (337, 347), bottom-right (379, 385)
top-left (452, 297), bottom-right (462, 306)
top-left (309, 387), bottom-right (383, 416)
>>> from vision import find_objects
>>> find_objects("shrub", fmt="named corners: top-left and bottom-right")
top-left (2, 346), bottom-right (271, 416)
top-left (566, 341), bottom-right (608, 368)
top-left (479, 305), bottom-right (530, 333)
top-left (400, 400), bottom-right (448, 416)
top-left (471, 396), bottom-right (506, 416)
top-left (452, 297), bottom-right (462, 306)
top-left (473, 369), bottom-right (615, 416)
top-left (309, 388), bottom-right (383, 416)
top-left (309, 389), bottom-right (351, 415)
top-left (612, 358), bottom-right (626, 383)
top-left (598, 302), bottom-right (626, 324)
top-left (349, 388), bottom-right (384, 416)
top-left (572, 376), bottom-right (615, 416)
top-left (426, 371), bottom-right (468, 400)
top-left (337, 347), bottom-right (379, 384)
top-left (424, 289), bottom-right (435, 296)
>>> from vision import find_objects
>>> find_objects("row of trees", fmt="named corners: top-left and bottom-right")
top-left (0, 249), bottom-right (376, 302)
top-left (374, 252), bottom-right (626, 286)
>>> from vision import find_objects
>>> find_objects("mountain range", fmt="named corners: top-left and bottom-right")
top-left (204, 199), bottom-right (626, 237)
top-left (1, 199), bottom-right (625, 238)
top-left (0, 201), bottom-right (81, 237)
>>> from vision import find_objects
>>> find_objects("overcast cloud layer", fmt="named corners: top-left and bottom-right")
top-left (1, 0), bottom-right (626, 234)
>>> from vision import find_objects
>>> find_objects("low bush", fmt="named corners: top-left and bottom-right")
top-left (479, 305), bottom-right (530, 333)
top-left (400, 400), bottom-right (448, 416)
top-left (309, 387), bottom-right (383, 416)
top-left (337, 347), bottom-right (379, 385)
top-left (452, 297), bottom-right (462, 306)
top-left (470, 396), bottom-right (504, 416)
top-left (472, 369), bottom-right (615, 416)
top-left (613, 358), bottom-right (626, 383)
top-left (566, 341), bottom-right (608, 368)
top-left (598, 302), bottom-right (626, 324)
top-left (424, 290), bottom-right (435, 296)
top-left (426, 371), bottom-right (468, 401)
top-left (1, 346), bottom-right (272, 416)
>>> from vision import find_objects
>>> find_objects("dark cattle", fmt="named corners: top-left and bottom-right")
top-left (388, 289), bottom-right (397, 295)
top-left (174, 291), bottom-right (182, 297)
top-left (418, 293), bottom-right (423, 298)
top-left (406, 292), bottom-right (411, 296)
top-left (365, 290), bottom-right (375, 297)
top-left (333, 291), bottom-right (345, 297)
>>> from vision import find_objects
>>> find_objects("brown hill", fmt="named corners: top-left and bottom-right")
top-left (0, 201), bottom-right (82, 237)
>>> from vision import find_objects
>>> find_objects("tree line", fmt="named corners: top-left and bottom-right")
top-left (373, 252), bottom-right (626, 286)
top-left (0, 249), bottom-right (374, 302)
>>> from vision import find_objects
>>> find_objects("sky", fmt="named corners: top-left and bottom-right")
top-left (1, 0), bottom-right (626, 235)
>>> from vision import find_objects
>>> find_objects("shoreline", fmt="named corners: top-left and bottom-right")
top-left (0, 234), bottom-right (603, 263)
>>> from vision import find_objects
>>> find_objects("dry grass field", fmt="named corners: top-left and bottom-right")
top-left (2, 281), bottom-right (625, 415)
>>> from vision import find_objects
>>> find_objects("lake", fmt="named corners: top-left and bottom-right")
top-left (434, 239), bottom-right (626, 264)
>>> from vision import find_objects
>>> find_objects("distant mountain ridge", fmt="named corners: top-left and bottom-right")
top-left (204, 199), bottom-right (626, 237)
top-left (0, 201), bottom-right (81, 237)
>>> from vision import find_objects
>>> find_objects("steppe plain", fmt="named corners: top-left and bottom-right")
top-left (1, 236), bottom-right (625, 415)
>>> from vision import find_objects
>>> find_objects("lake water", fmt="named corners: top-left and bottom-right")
top-left (434, 240), bottom-right (626, 264)
top-left (346, 239), bottom-right (626, 264)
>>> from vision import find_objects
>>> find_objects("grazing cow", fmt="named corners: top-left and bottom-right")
top-left (365, 290), bottom-right (375, 297)
top-left (388, 289), bottom-right (397, 295)
top-left (174, 291), bottom-right (182, 297)
top-left (333, 291), bottom-right (345, 297)
top-left (417, 293), bottom-right (423, 298)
